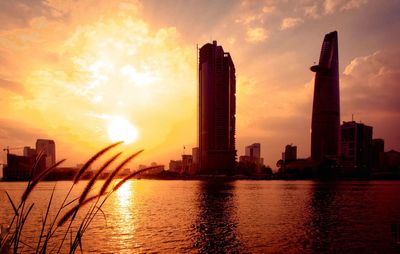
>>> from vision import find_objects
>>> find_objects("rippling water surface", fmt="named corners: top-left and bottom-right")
top-left (1, 180), bottom-right (400, 253)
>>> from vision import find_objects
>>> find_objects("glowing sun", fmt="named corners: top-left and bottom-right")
top-left (108, 116), bottom-right (139, 144)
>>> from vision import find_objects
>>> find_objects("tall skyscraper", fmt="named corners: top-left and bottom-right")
top-left (199, 41), bottom-right (236, 174)
top-left (36, 139), bottom-right (56, 168)
top-left (310, 31), bottom-right (340, 161)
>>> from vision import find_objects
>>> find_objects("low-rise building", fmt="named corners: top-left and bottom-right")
top-left (169, 160), bottom-right (182, 173)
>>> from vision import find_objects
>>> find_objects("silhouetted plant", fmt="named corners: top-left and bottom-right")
top-left (0, 142), bottom-right (162, 253)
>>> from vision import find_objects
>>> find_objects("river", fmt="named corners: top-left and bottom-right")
top-left (1, 180), bottom-right (400, 253)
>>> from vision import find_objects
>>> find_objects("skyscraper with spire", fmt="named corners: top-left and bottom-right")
top-left (198, 41), bottom-right (236, 174)
top-left (310, 31), bottom-right (340, 161)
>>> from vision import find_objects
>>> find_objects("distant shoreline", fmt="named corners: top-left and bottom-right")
top-left (2, 175), bottom-right (400, 182)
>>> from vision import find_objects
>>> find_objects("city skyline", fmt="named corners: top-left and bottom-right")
top-left (0, 0), bottom-right (399, 169)
top-left (2, 2), bottom-right (400, 253)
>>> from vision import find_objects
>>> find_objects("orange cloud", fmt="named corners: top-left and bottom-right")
top-left (246, 27), bottom-right (268, 42)
top-left (341, 49), bottom-right (400, 150)
top-left (0, 3), bottom-right (197, 167)
top-left (280, 17), bottom-right (303, 30)
top-left (324, 0), bottom-right (368, 14)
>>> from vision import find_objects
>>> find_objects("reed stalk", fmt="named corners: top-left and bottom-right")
top-left (2, 143), bottom-right (158, 254)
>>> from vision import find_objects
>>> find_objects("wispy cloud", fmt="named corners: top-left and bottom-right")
top-left (341, 48), bottom-right (400, 148)
top-left (342, 49), bottom-right (400, 113)
top-left (0, 78), bottom-right (31, 97)
top-left (303, 4), bottom-right (320, 19)
top-left (280, 17), bottom-right (303, 30)
top-left (324, 0), bottom-right (368, 14)
top-left (0, 0), bottom-right (65, 30)
top-left (246, 27), bottom-right (268, 42)
top-left (235, 5), bottom-right (275, 25)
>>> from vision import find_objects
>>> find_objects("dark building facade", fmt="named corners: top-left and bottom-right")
top-left (3, 153), bottom-right (46, 181)
top-left (169, 160), bottom-right (182, 174)
top-left (245, 143), bottom-right (261, 159)
top-left (23, 146), bottom-right (36, 158)
top-left (340, 121), bottom-right (373, 170)
top-left (379, 150), bottom-right (400, 175)
top-left (182, 154), bottom-right (194, 175)
top-left (199, 41), bottom-right (236, 174)
top-left (310, 31), bottom-right (340, 162)
top-left (372, 138), bottom-right (384, 170)
top-left (36, 139), bottom-right (56, 168)
top-left (284, 144), bottom-right (297, 162)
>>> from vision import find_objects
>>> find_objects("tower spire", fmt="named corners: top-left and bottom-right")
top-left (310, 31), bottom-right (340, 161)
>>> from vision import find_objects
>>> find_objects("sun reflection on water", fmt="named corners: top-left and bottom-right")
top-left (116, 180), bottom-right (133, 208)
top-left (111, 180), bottom-right (140, 250)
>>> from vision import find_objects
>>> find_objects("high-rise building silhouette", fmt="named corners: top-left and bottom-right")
top-left (310, 31), bottom-right (340, 161)
top-left (199, 41), bottom-right (236, 174)
top-left (23, 146), bottom-right (36, 158)
top-left (371, 138), bottom-right (384, 170)
top-left (243, 143), bottom-right (264, 166)
top-left (341, 121), bottom-right (373, 169)
top-left (245, 143), bottom-right (261, 159)
top-left (191, 147), bottom-right (200, 173)
top-left (284, 144), bottom-right (297, 162)
top-left (36, 139), bottom-right (56, 168)
top-left (3, 153), bottom-right (46, 181)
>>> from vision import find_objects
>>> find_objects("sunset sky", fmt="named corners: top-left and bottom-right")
top-left (0, 0), bottom-right (399, 170)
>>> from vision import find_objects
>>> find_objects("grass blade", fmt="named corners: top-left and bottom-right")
top-left (62, 197), bottom-right (80, 209)
top-left (28, 150), bottom-right (45, 182)
top-left (5, 191), bottom-right (18, 216)
top-left (99, 150), bottom-right (143, 195)
top-left (15, 203), bottom-right (35, 250)
top-left (78, 232), bottom-right (83, 253)
top-left (95, 206), bottom-right (108, 227)
top-left (113, 165), bottom-right (163, 192)
top-left (74, 141), bottom-right (123, 184)
top-left (57, 194), bottom-right (104, 227)
top-left (36, 184), bottom-right (56, 254)
top-left (79, 152), bottom-right (122, 204)
top-left (22, 159), bottom-right (66, 202)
